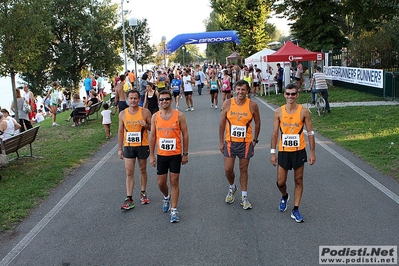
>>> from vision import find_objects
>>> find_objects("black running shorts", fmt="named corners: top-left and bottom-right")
top-left (123, 146), bottom-right (150, 159)
top-left (278, 149), bottom-right (307, 170)
top-left (157, 154), bottom-right (182, 175)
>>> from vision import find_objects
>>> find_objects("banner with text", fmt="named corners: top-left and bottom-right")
top-left (324, 66), bottom-right (383, 88)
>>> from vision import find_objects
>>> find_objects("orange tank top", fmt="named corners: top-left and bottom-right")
top-left (155, 110), bottom-right (182, 156)
top-left (225, 98), bottom-right (253, 142)
top-left (278, 104), bottom-right (306, 152)
top-left (123, 107), bottom-right (149, 147)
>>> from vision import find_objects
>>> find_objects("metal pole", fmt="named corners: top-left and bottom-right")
top-left (133, 29), bottom-right (138, 89)
top-left (161, 36), bottom-right (166, 68)
top-left (182, 47), bottom-right (185, 66)
top-left (121, 0), bottom-right (127, 72)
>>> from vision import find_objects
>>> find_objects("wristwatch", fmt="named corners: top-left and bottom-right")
top-left (182, 152), bottom-right (188, 156)
top-left (253, 139), bottom-right (259, 143)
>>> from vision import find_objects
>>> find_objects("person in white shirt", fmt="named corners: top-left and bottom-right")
top-left (309, 66), bottom-right (330, 113)
top-left (0, 109), bottom-right (21, 141)
top-left (34, 110), bottom-right (45, 123)
top-left (182, 69), bottom-right (195, 111)
top-left (101, 103), bottom-right (116, 139)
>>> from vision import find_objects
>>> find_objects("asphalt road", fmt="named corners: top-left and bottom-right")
top-left (0, 90), bottom-right (398, 266)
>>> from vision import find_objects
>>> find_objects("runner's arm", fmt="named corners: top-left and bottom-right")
top-left (303, 108), bottom-right (316, 165)
top-left (270, 108), bottom-right (281, 166)
top-left (117, 111), bottom-right (125, 159)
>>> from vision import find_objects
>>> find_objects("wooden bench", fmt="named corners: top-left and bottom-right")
top-left (3, 126), bottom-right (40, 159)
top-left (74, 101), bottom-right (103, 125)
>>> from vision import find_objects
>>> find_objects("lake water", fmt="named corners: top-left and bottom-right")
top-left (0, 76), bottom-right (24, 112)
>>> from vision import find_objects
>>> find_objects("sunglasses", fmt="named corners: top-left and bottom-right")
top-left (285, 92), bottom-right (297, 96)
top-left (159, 98), bottom-right (171, 102)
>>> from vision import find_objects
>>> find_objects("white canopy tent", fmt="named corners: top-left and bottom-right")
top-left (244, 48), bottom-right (280, 84)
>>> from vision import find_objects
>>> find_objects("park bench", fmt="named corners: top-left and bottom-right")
top-left (74, 101), bottom-right (103, 125)
top-left (3, 126), bottom-right (40, 159)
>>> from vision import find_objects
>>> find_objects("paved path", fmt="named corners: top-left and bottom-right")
top-left (0, 92), bottom-right (398, 265)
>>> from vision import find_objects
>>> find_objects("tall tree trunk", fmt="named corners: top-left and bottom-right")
top-left (10, 70), bottom-right (19, 121)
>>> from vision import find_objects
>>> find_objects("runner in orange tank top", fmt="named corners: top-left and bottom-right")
top-left (219, 79), bottom-right (261, 210)
top-left (149, 90), bottom-right (189, 223)
top-left (118, 89), bottom-right (152, 210)
top-left (270, 83), bottom-right (316, 223)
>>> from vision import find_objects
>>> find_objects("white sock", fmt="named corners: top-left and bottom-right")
top-left (229, 184), bottom-right (235, 189)
top-left (242, 191), bottom-right (247, 197)
top-left (164, 195), bottom-right (170, 200)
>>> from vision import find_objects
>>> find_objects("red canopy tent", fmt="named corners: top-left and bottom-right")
top-left (266, 41), bottom-right (324, 62)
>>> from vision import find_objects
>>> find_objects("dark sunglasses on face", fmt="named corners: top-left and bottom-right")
top-left (285, 92), bottom-right (297, 96)
top-left (159, 98), bottom-right (171, 102)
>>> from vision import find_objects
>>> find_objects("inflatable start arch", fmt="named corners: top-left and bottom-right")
top-left (162, 30), bottom-right (240, 54)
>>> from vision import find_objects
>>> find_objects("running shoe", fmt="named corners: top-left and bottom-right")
top-left (170, 210), bottom-right (180, 223)
top-left (191, 106), bottom-right (194, 111)
top-left (279, 194), bottom-right (290, 212)
top-left (211, 103), bottom-right (214, 108)
top-left (163, 196), bottom-right (171, 212)
top-left (185, 107), bottom-right (190, 112)
top-left (121, 198), bottom-right (135, 210)
top-left (140, 192), bottom-right (150, 205)
top-left (291, 209), bottom-right (304, 223)
top-left (240, 196), bottom-right (252, 210)
top-left (52, 123), bottom-right (59, 127)
top-left (225, 185), bottom-right (237, 203)
top-left (215, 105), bottom-right (217, 109)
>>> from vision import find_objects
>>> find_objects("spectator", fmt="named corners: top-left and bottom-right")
top-left (101, 103), bottom-right (116, 139)
top-left (83, 74), bottom-right (92, 97)
top-left (11, 88), bottom-right (33, 132)
top-left (86, 90), bottom-right (99, 107)
top-left (0, 109), bottom-right (21, 140)
top-left (276, 63), bottom-right (284, 94)
top-left (96, 74), bottom-right (105, 101)
top-left (43, 82), bottom-right (61, 127)
top-left (309, 66), bottom-right (330, 113)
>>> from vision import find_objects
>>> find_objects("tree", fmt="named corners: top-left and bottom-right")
top-left (343, 0), bottom-right (399, 38)
top-left (49, 0), bottom-right (122, 90)
top-left (272, 0), bottom-right (347, 51)
top-left (0, 0), bottom-right (52, 119)
top-left (205, 11), bottom-right (233, 64)
top-left (210, 0), bottom-right (272, 58)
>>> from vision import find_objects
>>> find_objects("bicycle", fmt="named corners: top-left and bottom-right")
top-left (307, 92), bottom-right (326, 117)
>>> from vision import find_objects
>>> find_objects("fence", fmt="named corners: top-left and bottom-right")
top-left (384, 72), bottom-right (399, 100)
top-left (331, 71), bottom-right (398, 100)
